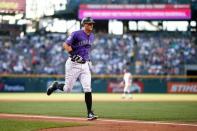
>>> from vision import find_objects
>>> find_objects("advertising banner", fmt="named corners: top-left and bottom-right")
top-left (0, 0), bottom-right (25, 13)
top-left (79, 4), bottom-right (191, 20)
top-left (0, 83), bottom-right (25, 92)
top-left (107, 81), bottom-right (144, 93)
top-left (0, 82), bottom-right (4, 91)
top-left (168, 82), bottom-right (197, 93)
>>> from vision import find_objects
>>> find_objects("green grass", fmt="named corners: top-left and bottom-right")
top-left (0, 118), bottom-right (85, 131)
top-left (0, 101), bottom-right (197, 122)
top-left (0, 93), bottom-right (197, 123)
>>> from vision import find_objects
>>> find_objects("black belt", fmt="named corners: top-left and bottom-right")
top-left (70, 58), bottom-right (86, 64)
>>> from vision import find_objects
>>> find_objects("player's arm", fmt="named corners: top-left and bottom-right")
top-left (64, 32), bottom-right (75, 55)
top-left (129, 74), bottom-right (132, 79)
top-left (63, 32), bottom-right (83, 62)
top-left (63, 42), bottom-right (83, 62)
top-left (63, 42), bottom-right (73, 54)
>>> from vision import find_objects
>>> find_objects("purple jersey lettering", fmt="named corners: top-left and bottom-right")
top-left (65, 30), bottom-right (94, 61)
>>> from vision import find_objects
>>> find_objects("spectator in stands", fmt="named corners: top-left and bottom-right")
top-left (0, 32), bottom-right (196, 75)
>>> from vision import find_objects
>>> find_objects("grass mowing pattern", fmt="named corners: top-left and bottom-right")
top-left (95, 102), bottom-right (197, 122)
top-left (0, 101), bottom-right (197, 122)
top-left (0, 119), bottom-right (85, 131)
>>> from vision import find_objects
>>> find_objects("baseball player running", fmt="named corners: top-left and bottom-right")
top-left (47, 17), bottom-right (98, 120)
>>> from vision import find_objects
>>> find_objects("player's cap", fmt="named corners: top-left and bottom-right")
top-left (81, 17), bottom-right (95, 25)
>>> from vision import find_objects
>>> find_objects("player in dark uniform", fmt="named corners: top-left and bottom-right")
top-left (47, 17), bottom-right (97, 120)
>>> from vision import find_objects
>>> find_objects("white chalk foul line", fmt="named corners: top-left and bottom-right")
top-left (0, 113), bottom-right (197, 127)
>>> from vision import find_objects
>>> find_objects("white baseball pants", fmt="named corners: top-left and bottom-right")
top-left (63, 58), bottom-right (92, 93)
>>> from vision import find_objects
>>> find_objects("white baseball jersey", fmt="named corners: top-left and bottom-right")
top-left (123, 72), bottom-right (132, 92)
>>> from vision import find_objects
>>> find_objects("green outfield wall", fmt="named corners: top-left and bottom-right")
top-left (0, 75), bottom-right (196, 93)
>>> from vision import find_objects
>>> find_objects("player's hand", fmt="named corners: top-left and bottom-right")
top-left (68, 51), bottom-right (74, 56)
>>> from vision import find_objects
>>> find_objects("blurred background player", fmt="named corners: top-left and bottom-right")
top-left (47, 17), bottom-right (98, 120)
top-left (122, 69), bottom-right (133, 99)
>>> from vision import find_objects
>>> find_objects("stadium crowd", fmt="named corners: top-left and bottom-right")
top-left (135, 33), bottom-right (197, 75)
top-left (0, 32), bottom-right (196, 75)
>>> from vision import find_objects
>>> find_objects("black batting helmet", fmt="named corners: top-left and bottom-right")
top-left (81, 17), bottom-right (95, 25)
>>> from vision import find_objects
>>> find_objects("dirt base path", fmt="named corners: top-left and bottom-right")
top-left (0, 113), bottom-right (197, 131)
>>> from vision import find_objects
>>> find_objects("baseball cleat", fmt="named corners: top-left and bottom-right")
top-left (87, 111), bottom-right (98, 121)
top-left (47, 81), bottom-right (58, 96)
